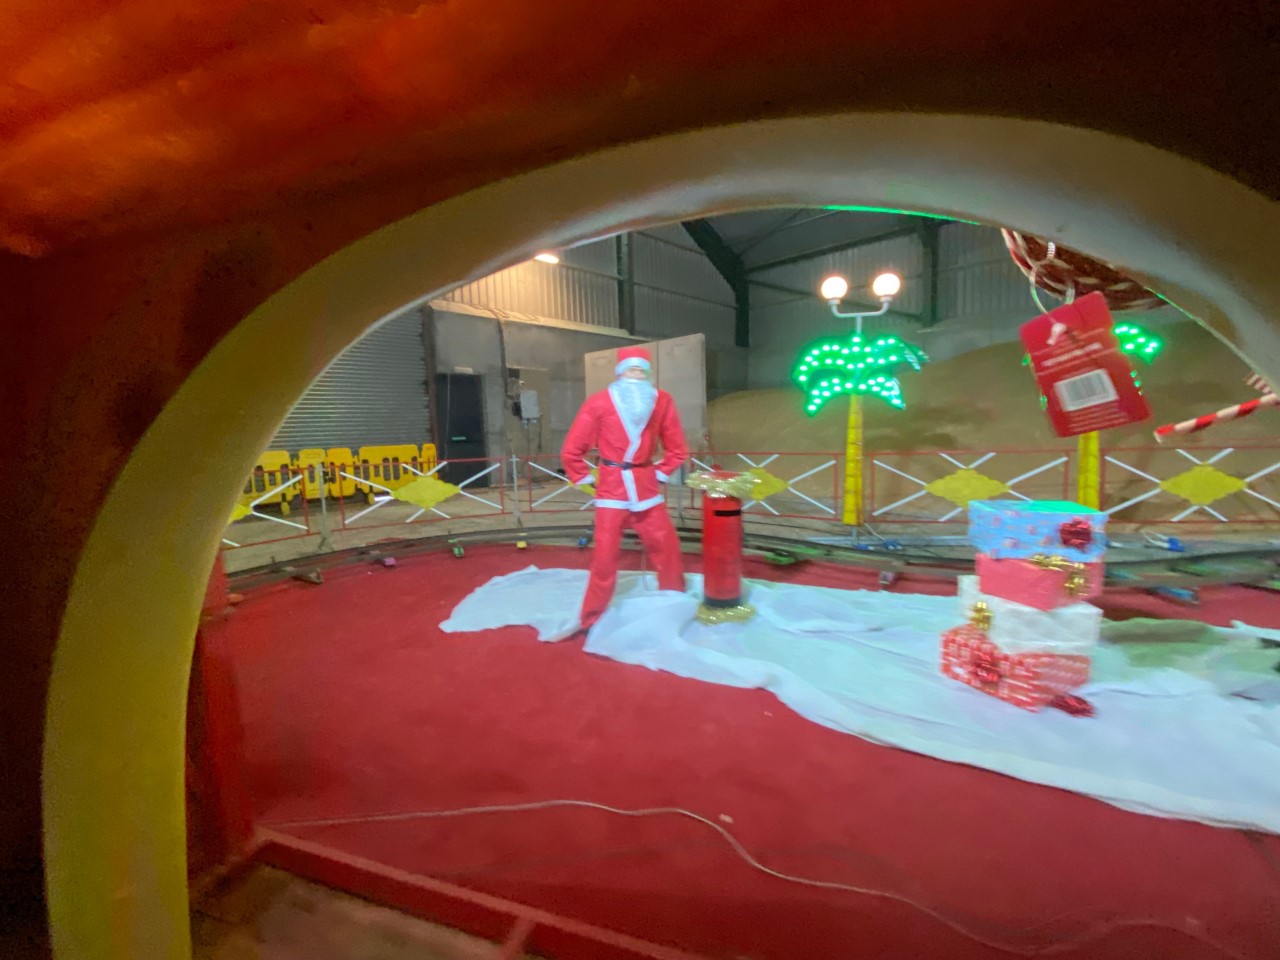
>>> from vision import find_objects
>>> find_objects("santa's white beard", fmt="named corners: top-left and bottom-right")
top-left (610, 378), bottom-right (657, 434)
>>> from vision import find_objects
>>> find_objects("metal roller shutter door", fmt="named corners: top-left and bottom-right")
top-left (270, 313), bottom-right (431, 451)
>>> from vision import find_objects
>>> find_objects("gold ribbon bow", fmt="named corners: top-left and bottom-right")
top-left (968, 600), bottom-right (993, 631)
top-left (1029, 554), bottom-right (1088, 597)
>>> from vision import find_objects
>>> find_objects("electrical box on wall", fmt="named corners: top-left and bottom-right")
top-left (518, 389), bottom-right (541, 421)
top-left (505, 366), bottom-right (551, 456)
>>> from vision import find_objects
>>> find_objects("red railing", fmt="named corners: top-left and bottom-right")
top-left (681, 451), bottom-right (842, 527)
top-left (222, 442), bottom-right (1280, 555)
top-left (221, 466), bottom-right (318, 551)
top-left (521, 454), bottom-right (596, 516)
top-left (335, 457), bottom-right (508, 532)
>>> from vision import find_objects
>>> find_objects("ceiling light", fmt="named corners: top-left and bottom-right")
top-left (819, 275), bottom-right (850, 301)
top-left (871, 272), bottom-right (901, 299)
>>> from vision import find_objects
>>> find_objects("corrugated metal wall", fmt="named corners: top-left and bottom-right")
top-left (752, 233), bottom-right (926, 314)
top-left (747, 233), bottom-right (928, 387)
top-left (936, 223), bottom-right (1033, 323)
top-left (438, 231), bottom-right (737, 351)
top-left (632, 231), bottom-right (736, 347)
top-left (439, 229), bottom-right (744, 393)
top-left (443, 258), bottom-right (621, 329)
top-left (270, 311), bottom-right (430, 451)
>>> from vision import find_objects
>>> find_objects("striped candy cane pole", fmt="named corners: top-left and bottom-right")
top-left (1245, 372), bottom-right (1274, 395)
top-left (1154, 393), bottom-right (1280, 442)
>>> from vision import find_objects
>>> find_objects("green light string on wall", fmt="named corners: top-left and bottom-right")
top-left (793, 333), bottom-right (929, 414)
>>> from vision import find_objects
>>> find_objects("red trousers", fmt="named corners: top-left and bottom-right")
top-left (581, 504), bottom-right (685, 628)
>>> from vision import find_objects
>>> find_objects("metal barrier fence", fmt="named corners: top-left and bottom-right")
top-left (335, 457), bottom-right (507, 532)
top-left (1101, 444), bottom-right (1280, 525)
top-left (221, 443), bottom-right (1280, 554)
top-left (222, 466), bottom-right (317, 550)
top-left (221, 457), bottom-right (508, 552)
top-left (681, 451), bottom-right (842, 527)
top-left (867, 448), bottom-right (1073, 525)
top-left (521, 455), bottom-right (596, 516)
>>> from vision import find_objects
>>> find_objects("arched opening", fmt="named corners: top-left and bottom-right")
top-left (44, 113), bottom-right (1280, 960)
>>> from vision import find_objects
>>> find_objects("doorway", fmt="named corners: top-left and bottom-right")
top-left (435, 373), bottom-right (490, 486)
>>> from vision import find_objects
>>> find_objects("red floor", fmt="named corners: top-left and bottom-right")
top-left (216, 544), bottom-right (1280, 959)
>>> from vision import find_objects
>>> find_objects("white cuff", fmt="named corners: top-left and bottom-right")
top-left (656, 470), bottom-right (670, 483)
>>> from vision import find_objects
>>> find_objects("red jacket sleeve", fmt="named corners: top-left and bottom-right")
top-left (654, 393), bottom-right (688, 482)
top-left (561, 394), bottom-right (599, 485)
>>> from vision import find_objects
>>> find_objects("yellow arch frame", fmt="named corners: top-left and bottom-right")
top-left (45, 113), bottom-right (1280, 960)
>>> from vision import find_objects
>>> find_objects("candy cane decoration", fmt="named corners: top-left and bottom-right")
top-left (1245, 372), bottom-right (1275, 395)
top-left (1154, 392), bottom-right (1280, 442)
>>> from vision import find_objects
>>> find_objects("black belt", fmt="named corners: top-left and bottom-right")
top-left (599, 459), bottom-right (651, 469)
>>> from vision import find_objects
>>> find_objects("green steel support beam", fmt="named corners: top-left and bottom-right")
top-left (682, 219), bottom-right (751, 347)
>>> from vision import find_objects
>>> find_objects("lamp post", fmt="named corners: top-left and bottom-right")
top-left (816, 272), bottom-right (903, 527)
top-left (1076, 321), bottom-right (1164, 508)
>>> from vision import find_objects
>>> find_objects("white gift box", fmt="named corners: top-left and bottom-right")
top-left (957, 575), bottom-right (1101, 656)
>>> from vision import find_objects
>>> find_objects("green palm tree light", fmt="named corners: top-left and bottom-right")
top-left (798, 271), bottom-right (927, 527)
top-left (793, 332), bottom-right (929, 413)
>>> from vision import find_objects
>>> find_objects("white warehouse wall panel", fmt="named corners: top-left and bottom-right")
top-left (443, 258), bottom-right (621, 329)
top-left (635, 287), bottom-right (736, 347)
top-left (633, 232), bottom-right (733, 305)
top-left (558, 237), bottom-right (618, 274)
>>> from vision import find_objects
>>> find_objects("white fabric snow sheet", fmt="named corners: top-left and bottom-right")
top-left (441, 566), bottom-right (1280, 833)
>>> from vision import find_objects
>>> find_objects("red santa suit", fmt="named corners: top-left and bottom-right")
top-left (561, 347), bottom-right (688, 629)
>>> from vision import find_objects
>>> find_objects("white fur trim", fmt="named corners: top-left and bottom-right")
top-left (615, 357), bottom-right (651, 376)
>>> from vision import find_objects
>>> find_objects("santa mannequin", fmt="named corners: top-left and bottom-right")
top-left (562, 346), bottom-right (688, 631)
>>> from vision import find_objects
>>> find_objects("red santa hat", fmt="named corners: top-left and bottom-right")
top-left (615, 346), bottom-right (652, 377)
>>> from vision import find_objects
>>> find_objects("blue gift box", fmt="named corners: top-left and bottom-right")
top-left (968, 500), bottom-right (1108, 562)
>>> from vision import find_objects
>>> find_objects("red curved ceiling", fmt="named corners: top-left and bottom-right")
top-left (0, 2), bottom-right (1275, 256)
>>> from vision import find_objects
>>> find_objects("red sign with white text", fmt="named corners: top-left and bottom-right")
top-left (1020, 292), bottom-right (1151, 437)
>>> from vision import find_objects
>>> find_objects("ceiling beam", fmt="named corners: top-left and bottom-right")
top-left (682, 219), bottom-right (750, 348)
top-left (747, 277), bottom-right (923, 322)
top-left (744, 223), bottom-right (922, 275)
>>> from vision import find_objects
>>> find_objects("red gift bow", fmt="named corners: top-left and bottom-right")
top-left (1049, 693), bottom-right (1094, 717)
top-left (971, 650), bottom-right (1003, 686)
top-left (1059, 519), bottom-right (1093, 548)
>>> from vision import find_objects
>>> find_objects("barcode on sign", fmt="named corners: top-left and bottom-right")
top-left (1053, 370), bottom-right (1118, 412)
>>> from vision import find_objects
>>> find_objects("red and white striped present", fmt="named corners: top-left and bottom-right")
top-left (941, 624), bottom-right (1091, 711)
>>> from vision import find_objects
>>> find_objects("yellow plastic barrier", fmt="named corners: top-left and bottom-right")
top-left (240, 450), bottom-right (298, 513)
top-left (294, 448), bottom-right (327, 501)
top-left (358, 443), bottom-right (421, 494)
top-left (236, 442), bottom-right (435, 506)
top-left (325, 446), bottom-right (357, 498)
